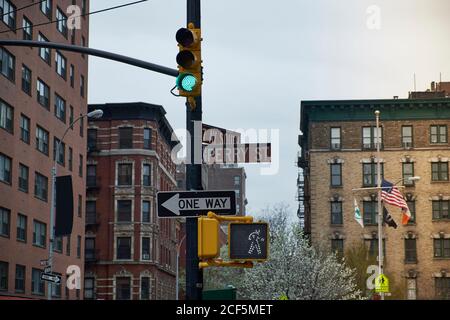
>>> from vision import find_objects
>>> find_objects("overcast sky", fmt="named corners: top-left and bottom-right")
top-left (88, 0), bottom-right (450, 219)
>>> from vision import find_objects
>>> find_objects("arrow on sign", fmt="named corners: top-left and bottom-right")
top-left (41, 273), bottom-right (61, 284)
top-left (161, 193), bottom-right (231, 216)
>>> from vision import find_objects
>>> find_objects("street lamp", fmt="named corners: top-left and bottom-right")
top-left (176, 233), bottom-right (186, 300)
top-left (47, 109), bottom-right (103, 300)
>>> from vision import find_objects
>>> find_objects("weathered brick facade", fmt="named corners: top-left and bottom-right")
top-left (84, 103), bottom-right (179, 300)
top-left (299, 99), bottom-right (450, 299)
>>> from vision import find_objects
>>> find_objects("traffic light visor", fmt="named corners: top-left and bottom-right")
top-left (176, 28), bottom-right (195, 47)
top-left (176, 73), bottom-right (198, 92)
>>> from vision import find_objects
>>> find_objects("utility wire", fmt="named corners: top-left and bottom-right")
top-left (0, 0), bottom-right (149, 34)
top-left (1, 0), bottom-right (47, 18)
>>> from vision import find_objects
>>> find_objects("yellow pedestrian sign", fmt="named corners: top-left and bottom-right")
top-left (375, 274), bottom-right (389, 293)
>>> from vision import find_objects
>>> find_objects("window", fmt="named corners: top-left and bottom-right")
top-left (363, 163), bottom-right (384, 187)
top-left (78, 195), bottom-right (82, 217)
top-left (84, 278), bottom-right (94, 299)
top-left (0, 100), bottom-right (13, 133)
top-left (34, 172), bottom-right (48, 201)
top-left (37, 79), bottom-right (50, 109)
top-left (142, 164), bottom-right (151, 186)
top-left (0, 47), bottom-right (15, 81)
top-left (0, 153), bottom-right (11, 184)
top-left (20, 115), bottom-right (30, 144)
top-left (407, 200), bottom-right (416, 224)
top-left (431, 162), bottom-right (449, 182)
top-left (366, 239), bottom-right (385, 258)
top-left (117, 200), bottom-right (132, 222)
top-left (79, 114), bottom-right (84, 137)
top-left (38, 33), bottom-right (51, 64)
top-left (76, 235), bottom-right (81, 258)
top-left (55, 51), bottom-right (67, 79)
top-left (402, 126), bottom-right (413, 147)
top-left (402, 163), bottom-right (414, 186)
top-left (405, 239), bottom-right (417, 263)
top-left (82, 0), bottom-right (87, 15)
top-left (80, 75), bottom-right (85, 97)
top-left (56, 8), bottom-right (68, 37)
top-left (142, 237), bottom-right (151, 260)
top-left (331, 239), bottom-right (344, 257)
top-left (119, 127), bottom-right (133, 149)
top-left (36, 126), bottom-right (49, 155)
top-left (142, 201), bottom-right (150, 223)
top-left (143, 128), bottom-right (152, 149)
top-left (79, 154), bottom-right (83, 177)
top-left (50, 273), bottom-right (61, 297)
top-left (430, 125), bottom-right (447, 144)
top-left (53, 236), bottom-right (62, 253)
top-left (331, 201), bottom-right (343, 225)
top-left (86, 201), bottom-right (96, 224)
top-left (141, 277), bottom-right (150, 300)
top-left (0, 261), bottom-right (7, 290)
top-left (54, 94), bottom-right (66, 123)
top-left (86, 165), bottom-right (96, 187)
top-left (116, 277), bottom-right (131, 300)
top-left (433, 201), bottom-right (450, 220)
top-left (435, 277), bottom-right (450, 300)
top-left (33, 220), bottom-right (46, 248)
top-left (53, 137), bottom-right (65, 166)
top-left (40, 0), bottom-right (52, 19)
top-left (117, 237), bottom-right (131, 260)
top-left (22, 16), bottom-right (32, 40)
top-left (234, 175), bottom-right (240, 186)
top-left (21, 65), bottom-right (32, 95)
top-left (18, 163), bottom-right (29, 193)
top-left (362, 127), bottom-right (382, 149)
top-left (70, 65), bottom-right (74, 87)
top-left (71, 29), bottom-right (76, 45)
top-left (85, 238), bottom-right (95, 261)
top-left (15, 265), bottom-right (25, 293)
top-left (81, 37), bottom-right (86, 58)
top-left (330, 163), bottom-right (342, 186)
top-left (68, 147), bottom-right (73, 171)
top-left (31, 268), bottom-right (44, 295)
top-left (404, 278), bottom-right (417, 300)
top-left (16, 213), bottom-right (27, 242)
top-left (66, 235), bottom-right (71, 256)
top-left (363, 201), bottom-right (378, 225)
top-left (330, 127), bottom-right (341, 150)
top-left (69, 106), bottom-right (74, 128)
top-left (0, 0), bottom-right (16, 29)
top-left (434, 239), bottom-right (450, 258)
top-left (0, 207), bottom-right (10, 237)
top-left (87, 129), bottom-right (97, 151)
top-left (118, 163), bottom-right (132, 185)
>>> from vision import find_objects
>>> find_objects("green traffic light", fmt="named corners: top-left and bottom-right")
top-left (176, 73), bottom-right (197, 92)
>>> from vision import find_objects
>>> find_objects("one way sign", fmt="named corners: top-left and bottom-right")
top-left (157, 191), bottom-right (237, 218)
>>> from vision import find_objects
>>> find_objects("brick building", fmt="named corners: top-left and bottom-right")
top-left (0, 0), bottom-right (89, 299)
top-left (84, 102), bottom-right (180, 300)
top-left (298, 98), bottom-right (450, 299)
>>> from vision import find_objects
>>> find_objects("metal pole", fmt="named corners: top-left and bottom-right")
top-left (185, 0), bottom-right (203, 301)
top-left (375, 110), bottom-right (384, 300)
top-left (176, 234), bottom-right (186, 300)
top-left (47, 149), bottom-right (57, 300)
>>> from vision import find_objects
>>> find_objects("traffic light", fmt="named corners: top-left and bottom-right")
top-left (175, 23), bottom-right (202, 100)
top-left (198, 216), bottom-right (219, 259)
top-left (228, 223), bottom-right (269, 261)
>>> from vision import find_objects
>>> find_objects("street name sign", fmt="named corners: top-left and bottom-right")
top-left (157, 191), bottom-right (237, 218)
top-left (229, 223), bottom-right (269, 260)
top-left (44, 266), bottom-right (51, 274)
top-left (41, 273), bottom-right (61, 284)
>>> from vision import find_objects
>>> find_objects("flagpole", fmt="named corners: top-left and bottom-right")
top-left (375, 110), bottom-right (384, 300)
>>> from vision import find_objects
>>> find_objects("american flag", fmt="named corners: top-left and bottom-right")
top-left (381, 179), bottom-right (411, 224)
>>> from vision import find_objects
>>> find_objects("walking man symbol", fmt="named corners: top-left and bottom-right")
top-left (248, 229), bottom-right (264, 255)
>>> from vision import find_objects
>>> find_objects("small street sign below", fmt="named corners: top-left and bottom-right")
top-left (157, 191), bottom-right (236, 218)
top-left (41, 273), bottom-right (61, 284)
top-left (375, 274), bottom-right (389, 293)
top-left (44, 266), bottom-right (51, 274)
top-left (229, 223), bottom-right (269, 260)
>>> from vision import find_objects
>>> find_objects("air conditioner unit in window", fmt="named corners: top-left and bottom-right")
top-left (143, 254), bottom-right (150, 260)
top-left (403, 142), bottom-right (413, 149)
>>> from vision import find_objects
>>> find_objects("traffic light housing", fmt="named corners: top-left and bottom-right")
top-left (198, 216), bottom-right (219, 259)
top-left (176, 23), bottom-right (202, 99)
